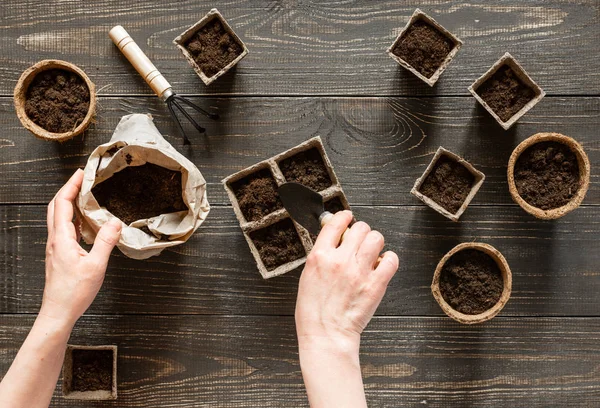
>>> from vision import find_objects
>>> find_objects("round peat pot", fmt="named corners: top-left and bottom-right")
top-left (14, 60), bottom-right (96, 142)
top-left (431, 242), bottom-right (512, 325)
top-left (507, 132), bottom-right (590, 220)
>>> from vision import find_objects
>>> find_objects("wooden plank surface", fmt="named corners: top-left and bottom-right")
top-left (1, 315), bottom-right (599, 407)
top-left (0, 0), bottom-right (599, 96)
top-left (1, 96), bottom-right (599, 205)
top-left (2, 205), bottom-right (599, 317)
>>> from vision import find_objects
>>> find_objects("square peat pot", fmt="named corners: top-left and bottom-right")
top-left (173, 8), bottom-right (248, 86)
top-left (411, 147), bottom-right (485, 221)
top-left (223, 136), bottom-right (349, 279)
top-left (387, 8), bottom-right (463, 86)
top-left (468, 52), bottom-right (545, 130)
top-left (62, 345), bottom-right (117, 400)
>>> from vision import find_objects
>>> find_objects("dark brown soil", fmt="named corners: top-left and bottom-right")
top-left (184, 18), bottom-right (243, 78)
top-left (418, 155), bottom-right (475, 215)
top-left (280, 148), bottom-right (332, 192)
top-left (250, 218), bottom-right (306, 271)
top-left (71, 349), bottom-right (113, 392)
top-left (25, 69), bottom-right (90, 133)
top-left (439, 249), bottom-right (504, 315)
top-left (92, 163), bottom-right (187, 225)
top-left (514, 141), bottom-right (581, 210)
top-left (392, 19), bottom-right (454, 79)
top-left (230, 168), bottom-right (283, 222)
top-left (310, 197), bottom-right (348, 242)
top-left (475, 65), bottom-right (536, 122)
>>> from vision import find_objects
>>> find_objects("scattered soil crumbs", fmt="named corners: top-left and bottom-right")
top-left (25, 69), bottom-right (90, 133)
top-left (475, 65), bottom-right (536, 122)
top-left (418, 155), bottom-right (475, 215)
top-left (439, 249), bottom-right (503, 315)
top-left (392, 19), bottom-right (454, 79)
top-left (250, 218), bottom-right (306, 271)
top-left (514, 141), bottom-right (581, 210)
top-left (280, 148), bottom-right (333, 192)
top-left (71, 349), bottom-right (113, 392)
top-left (230, 168), bottom-right (283, 222)
top-left (92, 163), bottom-right (187, 225)
top-left (184, 18), bottom-right (243, 78)
top-left (310, 197), bottom-right (349, 242)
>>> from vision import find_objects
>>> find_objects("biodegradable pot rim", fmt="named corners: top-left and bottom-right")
top-left (62, 344), bottom-right (117, 400)
top-left (173, 8), bottom-right (249, 86)
top-left (468, 52), bottom-right (545, 130)
top-left (386, 8), bottom-right (463, 87)
top-left (431, 242), bottom-right (512, 324)
top-left (14, 59), bottom-right (96, 142)
top-left (507, 132), bottom-right (590, 220)
top-left (410, 146), bottom-right (485, 221)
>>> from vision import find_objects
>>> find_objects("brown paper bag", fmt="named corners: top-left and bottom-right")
top-left (76, 114), bottom-right (209, 259)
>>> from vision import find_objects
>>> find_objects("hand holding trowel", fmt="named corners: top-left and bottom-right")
top-left (278, 182), bottom-right (382, 266)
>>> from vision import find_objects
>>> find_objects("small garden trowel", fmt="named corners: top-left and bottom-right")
top-left (278, 182), bottom-right (382, 265)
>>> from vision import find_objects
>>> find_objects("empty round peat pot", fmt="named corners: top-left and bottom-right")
top-left (431, 242), bottom-right (512, 324)
top-left (14, 59), bottom-right (96, 142)
top-left (507, 132), bottom-right (590, 220)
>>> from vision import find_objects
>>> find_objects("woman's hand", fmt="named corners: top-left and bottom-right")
top-left (41, 169), bottom-right (122, 328)
top-left (295, 210), bottom-right (399, 408)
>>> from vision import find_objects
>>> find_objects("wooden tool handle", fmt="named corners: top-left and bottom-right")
top-left (320, 212), bottom-right (383, 267)
top-left (109, 25), bottom-right (172, 99)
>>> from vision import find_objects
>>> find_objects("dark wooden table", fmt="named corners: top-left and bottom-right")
top-left (1, 1), bottom-right (599, 406)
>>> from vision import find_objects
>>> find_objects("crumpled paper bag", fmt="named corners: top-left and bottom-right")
top-left (76, 114), bottom-right (210, 259)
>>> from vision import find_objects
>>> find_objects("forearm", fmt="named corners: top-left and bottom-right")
top-left (0, 314), bottom-right (73, 408)
top-left (299, 336), bottom-right (367, 408)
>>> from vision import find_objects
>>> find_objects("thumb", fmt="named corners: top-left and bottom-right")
top-left (89, 220), bottom-right (122, 264)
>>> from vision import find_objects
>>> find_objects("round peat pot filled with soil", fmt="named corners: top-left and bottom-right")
top-left (14, 60), bottom-right (96, 141)
top-left (507, 133), bottom-right (590, 220)
top-left (431, 243), bottom-right (512, 324)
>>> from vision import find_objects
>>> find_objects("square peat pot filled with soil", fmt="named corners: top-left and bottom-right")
top-left (469, 52), bottom-right (545, 130)
top-left (277, 145), bottom-right (337, 193)
top-left (411, 147), bottom-right (485, 221)
top-left (387, 8), bottom-right (463, 86)
top-left (173, 8), bottom-right (248, 86)
top-left (62, 345), bottom-right (117, 400)
top-left (226, 166), bottom-right (284, 224)
top-left (223, 136), bottom-right (350, 278)
top-left (248, 218), bottom-right (309, 279)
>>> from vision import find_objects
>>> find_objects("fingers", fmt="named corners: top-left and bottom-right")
top-left (54, 170), bottom-right (84, 237)
top-left (356, 230), bottom-right (385, 270)
top-left (89, 220), bottom-right (122, 266)
top-left (372, 251), bottom-right (399, 287)
top-left (314, 210), bottom-right (353, 249)
top-left (339, 221), bottom-right (371, 253)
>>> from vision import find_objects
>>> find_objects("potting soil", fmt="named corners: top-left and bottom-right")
top-left (392, 20), bottom-right (454, 78)
top-left (25, 68), bottom-right (90, 133)
top-left (514, 141), bottom-right (581, 210)
top-left (475, 65), bottom-right (535, 122)
top-left (71, 349), bottom-right (113, 392)
top-left (184, 18), bottom-right (243, 78)
top-left (250, 218), bottom-right (306, 270)
top-left (419, 155), bottom-right (475, 214)
top-left (92, 163), bottom-right (187, 225)
top-left (280, 148), bottom-right (333, 192)
top-left (439, 249), bottom-right (503, 315)
top-left (230, 168), bottom-right (283, 222)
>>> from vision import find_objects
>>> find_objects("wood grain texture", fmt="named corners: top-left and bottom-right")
top-left (1, 315), bottom-right (599, 407)
top-left (2, 205), bottom-right (599, 316)
top-left (0, 0), bottom-right (598, 96)
top-left (1, 96), bottom-right (599, 205)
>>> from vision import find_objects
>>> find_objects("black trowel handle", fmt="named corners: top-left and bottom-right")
top-left (319, 211), bottom-right (383, 267)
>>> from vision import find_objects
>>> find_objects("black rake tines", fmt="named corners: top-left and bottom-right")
top-left (166, 94), bottom-right (219, 145)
